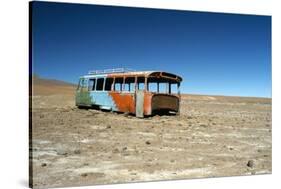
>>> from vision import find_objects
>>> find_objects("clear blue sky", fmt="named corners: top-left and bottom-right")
top-left (31, 2), bottom-right (271, 97)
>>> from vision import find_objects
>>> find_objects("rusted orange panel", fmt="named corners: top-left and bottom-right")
top-left (107, 73), bottom-right (146, 78)
top-left (143, 92), bottom-right (153, 115)
top-left (109, 92), bottom-right (135, 113)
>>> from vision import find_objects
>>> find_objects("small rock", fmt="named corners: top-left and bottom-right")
top-left (106, 125), bottom-right (111, 129)
top-left (200, 124), bottom-right (207, 128)
top-left (81, 173), bottom-right (88, 177)
top-left (122, 147), bottom-right (127, 151)
top-left (56, 149), bottom-right (68, 156)
top-left (41, 163), bottom-right (47, 167)
top-left (123, 153), bottom-right (130, 156)
top-left (124, 112), bottom-right (130, 117)
top-left (74, 149), bottom-right (81, 154)
top-left (145, 141), bottom-right (151, 145)
top-left (113, 148), bottom-right (120, 153)
top-left (187, 116), bottom-right (192, 119)
top-left (247, 160), bottom-right (254, 168)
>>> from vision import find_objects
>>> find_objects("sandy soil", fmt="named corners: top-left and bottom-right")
top-left (30, 78), bottom-right (272, 188)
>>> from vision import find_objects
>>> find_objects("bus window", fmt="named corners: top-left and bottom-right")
top-left (114, 77), bottom-right (123, 91)
top-left (130, 83), bottom-right (135, 92)
top-left (105, 78), bottom-right (114, 91)
top-left (96, 78), bottom-right (104, 91)
top-left (171, 83), bottom-right (178, 94)
top-left (148, 82), bottom-right (157, 92)
top-left (137, 77), bottom-right (145, 90)
top-left (124, 77), bottom-right (135, 92)
top-left (159, 83), bottom-right (167, 93)
top-left (124, 83), bottom-right (129, 91)
top-left (88, 79), bottom-right (96, 91)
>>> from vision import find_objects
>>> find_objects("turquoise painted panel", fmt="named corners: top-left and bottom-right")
top-left (89, 91), bottom-right (118, 111)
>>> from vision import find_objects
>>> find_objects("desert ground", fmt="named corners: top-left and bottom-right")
top-left (30, 76), bottom-right (272, 188)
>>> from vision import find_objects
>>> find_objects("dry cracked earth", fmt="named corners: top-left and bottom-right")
top-left (30, 78), bottom-right (272, 188)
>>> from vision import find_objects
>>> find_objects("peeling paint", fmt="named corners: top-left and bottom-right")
top-left (75, 71), bottom-right (182, 117)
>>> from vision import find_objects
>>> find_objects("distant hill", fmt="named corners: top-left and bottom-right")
top-left (31, 75), bottom-right (77, 96)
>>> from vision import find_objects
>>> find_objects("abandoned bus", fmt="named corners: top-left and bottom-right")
top-left (75, 68), bottom-right (182, 117)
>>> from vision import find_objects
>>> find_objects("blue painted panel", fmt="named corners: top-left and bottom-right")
top-left (89, 91), bottom-right (118, 111)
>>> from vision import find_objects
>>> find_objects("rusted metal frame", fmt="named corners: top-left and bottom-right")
top-left (157, 82), bottom-right (159, 93)
top-left (178, 82), bottom-right (181, 114)
top-left (128, 78), bottom-right (131, 91)
top-left (134, 76), bottom-right (137, 91)
top-left (111, 77), bottom-right (115, 91)
top-left (162, 75), bottom-right (180, 82)
top-left (102, 77), bottom-right (106, 91)
top-left (144, 77), bottom-right (148, 91)
top-left (89, 78), bottom-right (96, 91)
top-left (168, 82), bottom-right (171, 94)
top-left (122, 76), bottom-right (125, 91)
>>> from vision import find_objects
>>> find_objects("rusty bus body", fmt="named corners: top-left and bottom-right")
top-left (75, 69), bottom-right (182, 117)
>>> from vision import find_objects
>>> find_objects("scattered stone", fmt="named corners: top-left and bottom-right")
top-left (122, 147), bottom-right (127, 151)
top-left (124, 112), bottom-right (130, 117)
top-left (41, 163), bottom-right (47, 167)
top-left (56, 149), bottom-right (68, 156)
top-left (229, 147), bottom-right (234, 150)
top-left (106, 125), bottom-right (111, 129)
top-left (123, 153), bottom-right (130, 156)
top-left (113, 148), bottom-right (120, 153)
top-left (74, 149), bottom-right (81, 154)
top-left (170, 159), bottom-right (175, 163)
top-left (187, 116), bottom-right (192, 119)
top-left (81, 173), bottom-right (88, 177)
top-left (247, 160), bottom-right (254, 168)
top-left (200, 124), bottom-right (207, 128)
top-left (145, 141), bottom-right (151, 145)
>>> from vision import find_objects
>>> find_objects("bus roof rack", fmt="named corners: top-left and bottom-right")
top-left (88, 68), bottom-right (136, 75)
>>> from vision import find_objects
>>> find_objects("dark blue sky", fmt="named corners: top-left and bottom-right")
top-left (31, 1), bottom-right (271, 97)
